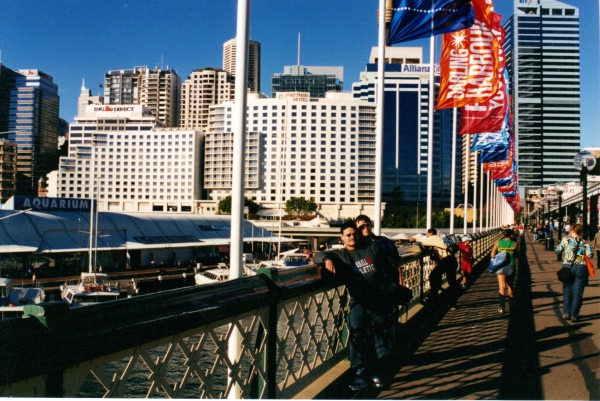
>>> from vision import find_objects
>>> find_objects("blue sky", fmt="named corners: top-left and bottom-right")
top-left (0, 0), bottom-right (597, 147)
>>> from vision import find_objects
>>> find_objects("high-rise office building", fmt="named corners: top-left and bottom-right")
top-left (203, 92), bottom-right (377, 221)
top-left (78, 80), bottom-right (104, 117)
top-left (352, 47), bottom-right (461, 207)
top-left (504, 0), bottom-right (581, 187)
top-left (9, 69), bottom-right (60, 196)
top-left (57, 105), bottom-right (201, 212)
top-left (223, 38), bottom-right (261, 93)
top-left (0, 63), bottom-right (21, 134)
top-left (103, 67), bottom-right (181, 127)
top-left (272, 66), bottom-right (343, 98)
top-left (0, 140), bottom-right (18, 202)
top-left (179, 68), bottom-right (235, 130)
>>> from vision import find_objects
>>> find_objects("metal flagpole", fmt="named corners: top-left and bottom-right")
top-left (463, 135), bottom-right (469, 234)
top-left (374, 0), bottom-right (386, 235)
top-left (473, 151), bottom-right (478, 233)
top-left (426, 34), bottom-right (435, 229)
top-left (486, 171), bottom-right (491, 230)
top-left (479, 162), bottom-right (484, 232)
top-left (230, 0), bottom-right (249, 279)
top-left (229, 0), bottom-right (250, 398)
top-left (450, 108), bottom-right (457, 234)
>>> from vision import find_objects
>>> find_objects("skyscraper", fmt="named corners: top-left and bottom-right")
top-left (504, 0), bottom-right (581, 187)
top-left (9, 69), bottom-right (60, 196)
top-left (352, 47), bottom-right (461, 207)
top-left (103, 67), bottom-right (181, 127)
top-left (78, 80), bottom-right (104, 117)
top-left (179, 68), bottom-right (235, 130)
top-left (223, 38), bottom-right (261, 93)
top-left (272, 66), bottom-right (343, 98)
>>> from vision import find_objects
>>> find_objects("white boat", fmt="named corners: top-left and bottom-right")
top-left (257, 249), bottom-right (311, 269)
top-left (61, 272), bottom-right (120, 308)
top-left (194, 262), bottom-right (259, 286)
top-left (194, 264), bottom-right (231, 286)
top-left (0, 278), bottom-right (46, 319)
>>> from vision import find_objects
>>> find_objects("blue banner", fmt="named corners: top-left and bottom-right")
top-left (388, 0), bottom-right (474, 44)
top-left (478, 143), bottom-right (509, 163)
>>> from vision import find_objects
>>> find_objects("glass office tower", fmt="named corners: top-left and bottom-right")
top-left (8, 69), bottom-right (59, 195)
top-left (504, 0), bottom-right (581, 187)
top-left (352, 53), bottom-right (461, 208)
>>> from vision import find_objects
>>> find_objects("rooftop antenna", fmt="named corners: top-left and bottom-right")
top-left (297, 33), bottom-right (301, 66)
top-left (82, 78), bottom-right (85, 90)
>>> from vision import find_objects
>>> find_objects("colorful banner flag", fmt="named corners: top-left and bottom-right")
top-left (388, 0), bottom-right (475, 44)
top-left (478, 143), bottom-right (509, 163)
top-left (470, 128), bottom-right (507, 152)
top-left (459, 67), bottom-right (508, 135)
top-left (436, 9), bottom-right (503, 109)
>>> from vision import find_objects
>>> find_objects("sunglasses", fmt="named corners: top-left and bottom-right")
top-left (344, 233), bottom-right (357, 237)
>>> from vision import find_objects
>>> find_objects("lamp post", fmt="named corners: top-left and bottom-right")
top-left (573, 151), bottom-right (597, 240)
top-left (551, 181), bottom-right (566, 260)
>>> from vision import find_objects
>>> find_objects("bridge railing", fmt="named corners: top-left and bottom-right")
top-left (0, 229), bottom-right (500, 399)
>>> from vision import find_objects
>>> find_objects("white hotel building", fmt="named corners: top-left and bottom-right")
top-left (57, 105), bottom-right (202, 213)
top-left (202, 92), bottom-right (377, 221)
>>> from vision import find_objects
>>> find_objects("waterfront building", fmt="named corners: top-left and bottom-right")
top-left (9, 69), bottom-right (60, 196)
top-left (179, 68), bottom-right (235, 130)
top-left (223, 38), bottom-right (261, 93)
top-left (203, 92), bottom-right (377, 222)
top-left (0, 140), bottom-right (18, 202)
top-left (57, 105), bottom-right (202, 212)
top-left (103, 67), bottom-right (181, 127)
top-left (504, 0), bottom-right (581, 187)
top-left (352, 47), bottom-right (461, 207)
top-left (272, 66), bottom-right (343, 98)
top-left (77, 80), bottom-right (104, 117)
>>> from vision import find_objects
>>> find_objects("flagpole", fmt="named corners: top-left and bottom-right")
top-left (450, 107), bottom-right (457, 234)
top-left (229, 0), bottom-right (250, 398)
top-left (463, 134), bottom-right (469, 234)
top-left (473, 151), bottom-right (478, 233)
top-left (426, 34), bottom-right (435, 229)
top-left (486, 170), bottom-right (491, 230)
top-left (374, 0), bottom-right (386, 235)
top-left (479, 162), bottom-right (484, 232)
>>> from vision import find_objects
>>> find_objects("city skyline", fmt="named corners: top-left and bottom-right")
top-left (0, 0), bottom-right (598, 149)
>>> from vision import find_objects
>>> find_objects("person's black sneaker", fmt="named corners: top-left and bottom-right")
top-left (562, 314), bottom-right (570, 320)
top-left (349, 377), bottom-right (368, 391)
top-left (571, 316), bottom-right (579, 323)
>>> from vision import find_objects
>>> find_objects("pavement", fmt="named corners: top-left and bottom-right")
top-left (313, 232), bottom-right (600, 399)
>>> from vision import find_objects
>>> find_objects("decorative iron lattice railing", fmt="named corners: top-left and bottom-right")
top-left (0, 229), bottom-right (500, 398)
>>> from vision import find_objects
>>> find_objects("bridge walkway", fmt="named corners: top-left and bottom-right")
top-left (313, 232), bottom-right (600, 400)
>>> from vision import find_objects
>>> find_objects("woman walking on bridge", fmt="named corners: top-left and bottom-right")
top-left (490, 229), bottom-right (518, 314)
top-left (555, 223), bottom-right (593, 322)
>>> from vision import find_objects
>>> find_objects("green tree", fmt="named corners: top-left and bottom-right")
top-left (285, 197), bottom-right (318, 218)
top-left (217, 196), bottom-right (260, 215)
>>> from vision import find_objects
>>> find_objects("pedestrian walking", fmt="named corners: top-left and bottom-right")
top-left (457, 236), bottom-right (473, 290)
top-left (592, 227), bottom-right (600, 265)
top-left (313, 222), bottom-right (398, 391)
top-left (555, 223), bottom-right (593, 322)
top-left (408, 228), bottom-right (459, 309)
top-left (490, 229), bottom-right (518, 314)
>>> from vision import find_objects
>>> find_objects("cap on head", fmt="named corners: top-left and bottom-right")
top-left (461, 235), bottom-right (471, 242)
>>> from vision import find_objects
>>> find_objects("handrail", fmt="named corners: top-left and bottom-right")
top-left (0, 229), bottom-right (501, 398)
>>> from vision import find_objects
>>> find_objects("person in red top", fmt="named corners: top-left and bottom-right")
top-left (457, 236), bottom-right (473, 291)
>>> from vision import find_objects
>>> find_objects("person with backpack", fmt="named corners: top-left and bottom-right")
top-left (490, 229), bottom-right (518, 314)
top-left (409, 228), bottom-right (459, 309)
top-left (555, 223), bottom-right (593, 322)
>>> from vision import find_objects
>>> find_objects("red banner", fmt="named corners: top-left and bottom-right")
top-left (437, 7), bottom-right (503, 110)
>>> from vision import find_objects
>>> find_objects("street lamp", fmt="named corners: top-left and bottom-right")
top-left (551, 181), bottom-right (566, 260)
top-left (573, 151), bottom-right (597, 240)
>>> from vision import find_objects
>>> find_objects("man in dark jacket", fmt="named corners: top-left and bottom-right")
top-left (314, 222), bottom-right (398, 391)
